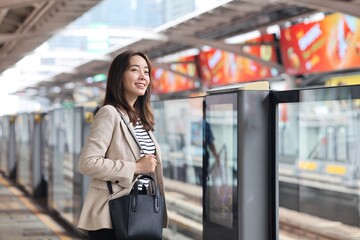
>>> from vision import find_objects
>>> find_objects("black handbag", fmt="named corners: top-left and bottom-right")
top-left (107, 175), bottom-right (164, 240)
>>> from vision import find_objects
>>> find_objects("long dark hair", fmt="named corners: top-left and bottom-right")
top-left (103, 50), bottom-right (154, 131)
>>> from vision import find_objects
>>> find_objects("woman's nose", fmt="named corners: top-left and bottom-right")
top-left (139, 71), bottom-right (146, 79)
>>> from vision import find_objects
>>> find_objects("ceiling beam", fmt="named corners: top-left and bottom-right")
top-left (0, 0), bottom-right (43, 9)
top-left (0, 0), bottom-right (55, 56)
top-left (0, 32), bottom-right (50, 43)
top-left (286, 0), bottom-right (360, 18)
top-left (222, 3), bottom-right (263, 12)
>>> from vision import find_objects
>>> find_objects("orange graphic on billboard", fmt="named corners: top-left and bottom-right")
top-left (198, 34), bottom-right (278, 86)
top-left (280, 13), bottom-right (360, 75)
top-left (151, 55), bottom-right (198, 94)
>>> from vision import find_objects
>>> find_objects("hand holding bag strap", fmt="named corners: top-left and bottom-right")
top-left (108, 174), bottom-right (161, 212)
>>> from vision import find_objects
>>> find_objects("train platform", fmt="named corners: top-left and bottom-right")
top-left (0, 174), bottom-right (84, 240)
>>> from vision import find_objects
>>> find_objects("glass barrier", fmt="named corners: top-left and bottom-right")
top-left (153, 97), bottom-right (204, 240)
top-left (276, 85), bottom-right (360, 239)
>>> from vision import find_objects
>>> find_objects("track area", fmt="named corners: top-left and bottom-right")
top-left (280, 207), bottom-right (360, 240)
top-left (279, 180), bottom-right (360, 227)
top-left (0, 174), bottom-right (83, 240)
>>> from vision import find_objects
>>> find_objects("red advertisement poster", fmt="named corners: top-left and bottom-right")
top-left (171, 55), bottom-right (198, 77)
top-left (198, 34), bottom-right (278, 86)
top-left (151, 55), bottom-right (198, 94)
top-left (280, 13), bottom-right (360, 75)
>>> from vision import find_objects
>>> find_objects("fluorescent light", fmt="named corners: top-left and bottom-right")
top-left (224, 30), bottom-right (261, 44)
top-left (266, 25), bottom-right (280, 35)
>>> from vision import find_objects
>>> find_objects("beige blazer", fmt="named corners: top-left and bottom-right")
top-left (77, 105), bottom-right (168, 231)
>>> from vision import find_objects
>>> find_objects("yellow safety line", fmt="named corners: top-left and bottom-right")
top-left (0, 176), bottom-right (74, 240)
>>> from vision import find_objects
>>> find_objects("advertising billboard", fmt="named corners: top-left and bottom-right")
top-left (151, 55), bottom-right (198, 94)
top-left (280, 13), bottom-right (360, 75)
top-left (198, 34), bottom-right (278, 86)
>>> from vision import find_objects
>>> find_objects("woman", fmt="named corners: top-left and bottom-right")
top-left (77, 50), bottom-right (168, 239)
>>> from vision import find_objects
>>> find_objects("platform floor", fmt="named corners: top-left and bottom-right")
top-left (0, 174), bottom-right (84, 240)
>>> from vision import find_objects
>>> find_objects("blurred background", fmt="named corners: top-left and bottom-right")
top-left (0, 1), bottom-right (360, 240)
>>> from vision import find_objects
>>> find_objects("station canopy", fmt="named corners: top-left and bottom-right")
top-left (0, 0), bottom-right (359, 103)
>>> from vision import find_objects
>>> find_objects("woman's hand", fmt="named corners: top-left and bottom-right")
top-left (135, 154), bottom-right (157, 174)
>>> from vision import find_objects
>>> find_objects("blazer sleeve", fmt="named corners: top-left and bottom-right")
top-left (78, 105), bottom-right (136, 187)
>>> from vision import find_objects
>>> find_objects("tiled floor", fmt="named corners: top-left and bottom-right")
top-left (0, 174), bottom-right (84, 240)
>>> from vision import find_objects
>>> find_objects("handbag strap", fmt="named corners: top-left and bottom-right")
top-left (107, 181), bottom-right (114, 194)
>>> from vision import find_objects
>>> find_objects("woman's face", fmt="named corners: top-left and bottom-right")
top-left (123, 55), bottom-right (150, 105)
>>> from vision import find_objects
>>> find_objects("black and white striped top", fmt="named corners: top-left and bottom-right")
top-left (133, 120), bottom-right (155, 156)
top-left (133, 120), bottom-right (155, 192)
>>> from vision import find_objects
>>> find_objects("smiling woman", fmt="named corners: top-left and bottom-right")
top-left (77, 50), bottom-right (168, 240)
top-left (122, 55), bottom-right (151, 107)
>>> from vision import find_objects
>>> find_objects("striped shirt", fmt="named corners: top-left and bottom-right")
top-left (133, 120), bottom-right (155, 192)
top-left (133, 120), bottom-right (155, 156)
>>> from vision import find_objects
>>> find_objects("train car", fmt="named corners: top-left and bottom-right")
top-left (14, 112), bottom-right (47, 197)
top-left (46, 105), bottom-right (93, 227)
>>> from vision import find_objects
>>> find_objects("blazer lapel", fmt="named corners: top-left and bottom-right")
top-left (118, 110), bottom-right (141, 161)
